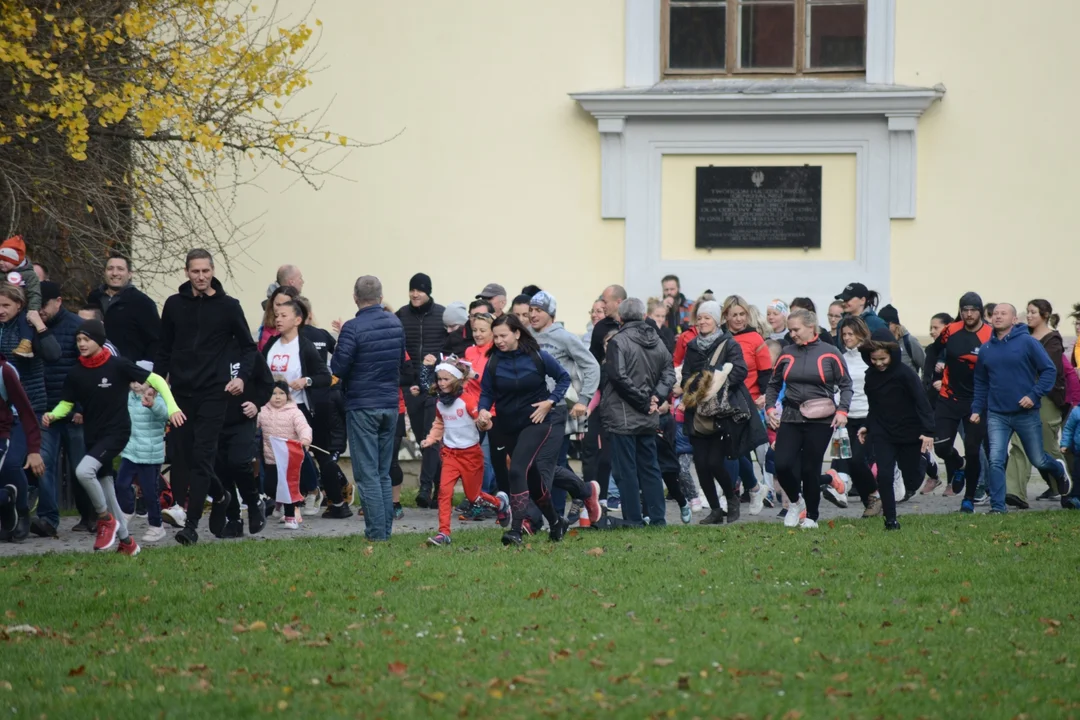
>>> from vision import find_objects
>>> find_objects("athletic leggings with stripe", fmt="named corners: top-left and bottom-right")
top-left (489, 411), bottom-right (565, 532)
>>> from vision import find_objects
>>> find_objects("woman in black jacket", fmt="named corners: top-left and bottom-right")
top-left (261, 301), bottom-right (335, 513)
top-left (680, 301), bottom-right (748, 525)
top-left (858, 336), bottom-right (935, 530)
top-left (765, 309), bottom-right (853, 530)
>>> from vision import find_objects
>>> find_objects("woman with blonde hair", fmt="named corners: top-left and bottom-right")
top-left (673, 292), bottom-right (715, 367)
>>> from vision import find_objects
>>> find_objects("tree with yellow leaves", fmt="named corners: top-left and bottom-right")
top-left (0, 0), bottom-right (358, 292)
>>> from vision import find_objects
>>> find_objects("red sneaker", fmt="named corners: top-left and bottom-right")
top-left (94, 514), bottom-right (118, 551)
top-left (585, 481), bottom-right (602, 524)
top-left (116, 538), bottom-right (141, 557)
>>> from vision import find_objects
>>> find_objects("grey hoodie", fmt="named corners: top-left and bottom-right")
top-left (534, 321), bottom-right (601, 435)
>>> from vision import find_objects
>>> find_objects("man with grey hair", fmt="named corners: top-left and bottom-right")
top-left (599, 297), bottom-right (676, 526)
top-left (331, 275), bottom-right (406, 541)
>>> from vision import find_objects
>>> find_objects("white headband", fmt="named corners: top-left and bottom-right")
top-left (435, 363), bottom-right (463, 380)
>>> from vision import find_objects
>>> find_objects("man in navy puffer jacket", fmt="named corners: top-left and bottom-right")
top-left (32, 282), bottom-right (94, 537)
top-left (332, 275), bottom-right (406, 542)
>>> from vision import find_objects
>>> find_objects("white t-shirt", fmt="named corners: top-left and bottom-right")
top-left (267, 336), bottom-right (307, 407)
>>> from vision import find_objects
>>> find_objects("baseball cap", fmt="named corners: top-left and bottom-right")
top-left (835, 282), bottom-right (869, 302)
top-left (475, 283), bottom-right (507, 300)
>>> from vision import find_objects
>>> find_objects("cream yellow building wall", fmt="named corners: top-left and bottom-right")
top-left (661, 154), bottom-right (857, 263)
top-left (893, 0), bottom-right (1080, 338)
top-left (196, 0), bottom-right (625, 334)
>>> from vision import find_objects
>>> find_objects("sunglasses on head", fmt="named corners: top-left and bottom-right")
top-left (471, 312), bottom-right (494, 321)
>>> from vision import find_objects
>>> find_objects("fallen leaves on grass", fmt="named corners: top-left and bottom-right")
top-left (528, 588), bottom-right (545, 600)
top-left (590, 659), bottom-right (606, 669)
top-left (805, 588), bottom-right (823, 597)
top-left (825, 686), bottom-right (853, 697)
top-left (653, 658), bottom-right (675, 667)
top-left (419, 691), bottom-right (445, 703)
top-left (874, 638), bottom-right (898, 646)
top-left (247, 621), bottom-right (267, 632)
top-left (281, 625), bottom-right (302, 641)
top-left (388, 661), bottom-right (408, 676)
top-left (585, 547), bottom-right (604, 557)
top-left (601, 603), bottom-right (616, 609)
top-left (68, 665), bottom-right (85, 677)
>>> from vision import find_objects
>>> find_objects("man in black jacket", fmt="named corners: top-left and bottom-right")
top-left (395, 272), bottom-right (446, 507)
top-left (85, 251), bottom-right (161, 364)
top-left (155, 249), bottom-right (258, 545)
top-left (600, 298), bottom-right (676, 527)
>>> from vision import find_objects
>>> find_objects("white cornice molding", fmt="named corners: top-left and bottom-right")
top-left (571, 84), bottom-right (944, 119)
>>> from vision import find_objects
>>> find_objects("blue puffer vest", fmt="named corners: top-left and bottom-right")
top-left (0, 317), bottom-right (47, 414)
top-left (121, 391), bottom-right (168, 464)
top-left (43, 307), bottom-right (81, 408)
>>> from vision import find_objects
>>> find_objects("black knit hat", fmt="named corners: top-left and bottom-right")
top-left (409, 273), bottom-right (432, 295)
top-left (877, 304), bottom-right (900, 326)
top-left (76, 319), bottom-right (107, 348)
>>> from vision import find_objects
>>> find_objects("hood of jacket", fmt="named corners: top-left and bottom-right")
top-left (176, 276), bottom-right (226, 299)
top-left (991, 322), bottom-right (1030, 345)
top-left (621, 319), bottom-right (661, 349)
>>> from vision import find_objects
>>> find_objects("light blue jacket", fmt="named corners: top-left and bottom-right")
top-left (121, 391), bottom-right (168, 465)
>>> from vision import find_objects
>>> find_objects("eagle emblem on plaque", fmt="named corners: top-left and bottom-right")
top-left (751, 170), bottom-right (765, 188)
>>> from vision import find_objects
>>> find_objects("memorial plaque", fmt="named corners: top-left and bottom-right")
top-left (695, 166), bottom-right (822, 249)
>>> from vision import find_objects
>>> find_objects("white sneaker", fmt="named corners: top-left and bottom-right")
top-left (690, 497), bottom-right (703, 512)
top-left (800, 518), bottom-right (819, 529)
top-left (748, 484), bottom-right (766, 515)
top-left (161, 505), bottom-right (186, 528)
top-left (822, 470), bottom-right (849, 509)
top-left (123, 512), bottom-right (135, 525)
top-left (784, 498), bottom-right (805, 528)
top-left (142, 525), bottom-right (167, 543)
top-left (284, 518), bottom-right (300, 530)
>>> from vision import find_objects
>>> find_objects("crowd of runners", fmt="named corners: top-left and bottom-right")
top-left (0, 240), bottom-right (1078, 553)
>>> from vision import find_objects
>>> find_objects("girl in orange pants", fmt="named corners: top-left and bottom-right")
top-left (421, 357), bottom-right (509, 546)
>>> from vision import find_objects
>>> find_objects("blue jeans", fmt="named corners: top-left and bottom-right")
top-left (38, 421), bottom-right (86, 527)
top-left (8, 415), bottom-right (37, 513)
top-left (724, 454), bottom-right (759, 492)
top-left (608, 433), bottom-right (666, 526)
top-left (987, 409), bottom-right (1065, 512)
top-left (347, 408), bottom-right (397, 541)
top-left (481, 435), bottom-right (497, 494)
top-left (116, 460), bottom-right (163, 527)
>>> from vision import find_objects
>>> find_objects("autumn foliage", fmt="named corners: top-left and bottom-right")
top-left (0, 0), bottom-right (350, 293)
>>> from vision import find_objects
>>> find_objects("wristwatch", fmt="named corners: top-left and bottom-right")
top-left (304, 377), bottom-right (312, 387)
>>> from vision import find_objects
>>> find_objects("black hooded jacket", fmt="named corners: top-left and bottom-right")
top-left (86, 283), bottom-right (161, 363)
top-left (155, 277), bottom-right (257, 396)
top-left (861, 330), bottom-right (935, 444)
top-left (223, 343), bottom-right (275, 427)
top-left (396, 298), bottom-right (447, 379)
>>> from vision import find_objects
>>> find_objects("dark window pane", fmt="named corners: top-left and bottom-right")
top-left (739, 2), bottom-right (794, 69)
top-left (669, 5), bottom-right (726, 70)
top-left (808, 2), bottom-right (866, 68)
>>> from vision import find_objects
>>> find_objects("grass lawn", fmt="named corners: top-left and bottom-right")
top-left (2, 512), bottom-right (1079, 719)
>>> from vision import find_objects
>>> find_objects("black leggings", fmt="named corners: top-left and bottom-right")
top-left (490, 414), bottom-right (564, 533)
top-left (833, 417), bottom-right (877, 506)
top-left (662, 471), bottom-right (687, 507)
top-left (934, 403), bottom-right (986, 500)
top-left (689, 435), bottom-right (734, 510)
top-left (582, 420), bottom-right (613, 500)
top-left (774, 422), bottom-right (833, 521)
top-left (871, 436), bottom-right (923, 522)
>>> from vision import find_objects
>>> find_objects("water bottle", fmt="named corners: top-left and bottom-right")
top-left (839, 427), bottom-right (852, 459)
top-left (830, 430), bottom-right (843, 459)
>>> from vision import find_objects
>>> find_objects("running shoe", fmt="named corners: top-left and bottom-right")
top-left (142, 525), bottom-right (167, 543)
top-left (680, 503), bottom-right (692, 524)
top-left (427, 532), bottom-right (452, 547)
top-left (116, 538), bottom-right (140, 557)
top-left (959, 499), bottom-right (975, 514)
top-left (322, 503), bottom-right (353, 519)
top-left (94, 514), bottom-right (118, 551)
top-left (799, 518), bottom-right (819, 530)
top-left (393, 504), bottom-right (405, 520)
top-left (495, 492), bottom-right (511, 528)
top-left (919, 477), bottom-right (941, 495)
top-left (284, 518), bottom-right (300, 530)
top-left (606, 497), bottom-right (621, 512)
top-left (784, 498), bottom-right (805, 528)
top-left (821, 470), bottom-right (848, 509)
top-left (973, 486), bottom-right (990, 505)
top-left (690, 497), bottom-right (703, 512)
top-left (501, 530), bottom-right (523, 546)
top-left (161, 504), bottom-right (186, 528)
top-left (584, 482), bottom-right (602, 525)
top-left (762, 490), bottom-right (776, 509)
top-left (948, 467), bottom-right (966, 496)
top-left (884, 519), bottom-right (901, 531)
top-left (1005, 494), bottom-right (1029, 510)
top-left (549, 517), bottom-right (569, 542)
top-left (567, 499), bottom-right (584, 525)
top-left (1036, 488), bottom-right (1060, 502)
top-left (748, 484), bottom-right (766, 516)
top-left (862, 496), bottom-right (882, 517)
top-left (521, 518), bottom-right (535, 536)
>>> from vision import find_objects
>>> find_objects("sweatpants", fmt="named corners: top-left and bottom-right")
top-left (437, 445), bottom-right (500, 535)
top-left (116, 460), bottom-right (162, 527)
top-left (76, 455), bottom-right (129, 541)
top-left (871, 436), bottom-right (924, 522)
top-left (934, 401), bottom-right (987, 501)
top-left (581, 420), bottom-right (613, 501)
top-left (215, 421), bottom-right (260, 524)
top-left (773, 422), bottom-right (833, 521)
top-left (171, 392), bottom-right (229, 531)
top-left (490, 413), bottom-right (564, 534)
top-left (689, 434), bottom-right (735, 510)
